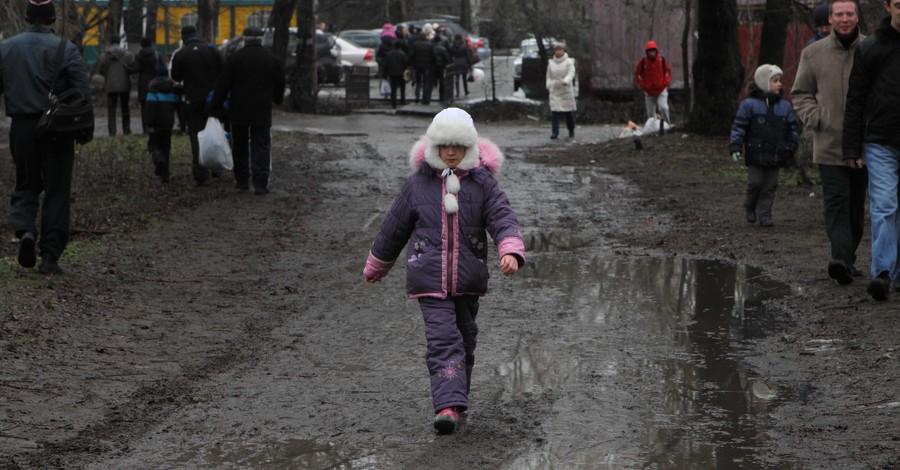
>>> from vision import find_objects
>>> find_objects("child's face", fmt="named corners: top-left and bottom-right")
top-left (438, 144), bottom-right (467, 169)
top-left (769, 75), bottom-right (783, 94)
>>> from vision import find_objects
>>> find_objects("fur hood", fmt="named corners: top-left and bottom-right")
top-left (408, 136), bottom-right (504, 175)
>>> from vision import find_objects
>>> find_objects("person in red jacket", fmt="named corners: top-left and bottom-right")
top-left (634, 40), bottom-right (672, 131)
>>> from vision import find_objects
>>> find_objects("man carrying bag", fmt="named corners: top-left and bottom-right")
top-left (0, 0), bottom-right (93, 275)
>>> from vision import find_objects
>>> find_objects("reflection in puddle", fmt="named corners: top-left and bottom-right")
top-left (502, 254), bottom-right (799, 469)
top-left (173, 439), bottom-right (376, 468)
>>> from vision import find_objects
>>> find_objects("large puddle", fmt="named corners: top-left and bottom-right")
top-left (504, 252), bottom-right (800, 469)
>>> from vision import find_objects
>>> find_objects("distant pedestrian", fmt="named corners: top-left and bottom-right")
top-left (634, 40), bottom-right (672, 131)
top-left (432, 35), bottom-right (450, 103)
top-left (171, 25), bottom-right (223, 186)
top-left (729, 65), bottom-right (799, 228)
top-left (363, 108), bottom-right (525, 434)
top-left (449, 34), bottom-right (470, 97)
top-left (1, 0), bottom-right (92, 274)
top-left (98, 34), bottom-right (136, 136)
top-left (136, 36), bottom-right (164, 134)
top-left (383, 41), bottom-right (408, 108)
top-left (792, 0), bottom-right (866, 285)
top-left (546, 43), bottom-right (576, 139)
top-left (210, 26), bottom-right (285, 195)
top-left (411, 30), bottom-right (436, 104)
top-left (842, 0), bottom-right (900, 301)
top-left (145, 67), bottom-right (179, 183)
top-left (805, 3), bottom-right (832, 47)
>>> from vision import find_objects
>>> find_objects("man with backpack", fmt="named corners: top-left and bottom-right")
top-left (634, 40), bottom-right (672, 132)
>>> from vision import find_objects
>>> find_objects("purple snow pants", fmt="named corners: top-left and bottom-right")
top-left (418, 295), bottom-right (480, 413)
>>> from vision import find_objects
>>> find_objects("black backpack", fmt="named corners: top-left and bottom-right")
top-left (36, 40), bottom-right (94, 144)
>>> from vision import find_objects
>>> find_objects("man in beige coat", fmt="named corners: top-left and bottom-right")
top-left (791, 0), bottom-right (866, 285)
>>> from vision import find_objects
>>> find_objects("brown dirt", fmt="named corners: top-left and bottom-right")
top-left (0, 112), bottom-right (897, 469)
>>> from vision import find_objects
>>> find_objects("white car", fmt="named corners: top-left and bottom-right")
top-left (513, 37), bottom-right (557, 91)
top-left (335, 36), bottom-right (379, 76)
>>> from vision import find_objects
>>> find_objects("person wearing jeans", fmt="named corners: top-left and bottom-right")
top-left (842, 0), bottom-right (900, 300)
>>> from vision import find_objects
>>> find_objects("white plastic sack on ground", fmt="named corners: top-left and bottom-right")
top-left (471, 67), bottom-right (485, 82)
top-left (198, 117), bottom-right (233, 171)
top-left (641, 117), bottom-right (673, 135)
top-left (618, 120), bottom-right (643, 138)
top-left (380, 80), bottom-right (391, 96)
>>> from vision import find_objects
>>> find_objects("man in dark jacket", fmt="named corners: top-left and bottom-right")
top-left (210, 27), bottom-right (285, 195)
top-left (411, 31), bottom-right (436, 105)
top-left (384, 41), bottom-right (408, 109)
top-left (98, 34), bottom-right (135, 136)
top-left (0, 0), bottom-right (92, 274)
top-left (842, 0), bottom-right (900, 301)
top-left (171, 24), bottom-right (223, 186)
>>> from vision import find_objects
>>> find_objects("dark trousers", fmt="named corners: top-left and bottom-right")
top-left (454, 70), bottom-right (468, 96)
top-left (418, 295), bottom-right (479, 413)
top-left (231, 124), bottom-right (272, 191)
top-left (148, 130), bottom-right (172, 179)
top-left (106, 91), bottom-right (131, 136)
top-left (551, 111), bottom-right (575, 137)
top-left (435, 66), bottom-right (446, 102)
top-left (186, 107), bottom-right (212, 183)
top-left (819, 164), bottom-right (868, 266)
top-left (8, 115), bottom-right (75, 260)
top-left (745, 165), bottom-right (780, 219)
top-left (415, 67), bottom-right (433, 104)
top-left (139, 99), bottom-right (148, 134)
top-left (389, 75), bottom-right (406, 108)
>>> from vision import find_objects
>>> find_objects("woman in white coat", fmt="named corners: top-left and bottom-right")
top-left (546, 43), bottom-right (576, 139)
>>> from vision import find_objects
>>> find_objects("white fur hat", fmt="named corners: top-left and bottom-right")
top-left (424, 107), bottom-right (480, 172)
top-left (754, 64), bottom-right (783, 92)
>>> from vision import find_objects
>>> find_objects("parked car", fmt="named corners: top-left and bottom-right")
top-left (337, 29), bottom-right (382, 50)
top-left (513, 37), bottom-right (557, 91)
top-left (219, 27), bottom-right (343, 85)
top-left (335, 36), bottom-right (379, 76)
top-left (397, 18), bottom-right (491, 60)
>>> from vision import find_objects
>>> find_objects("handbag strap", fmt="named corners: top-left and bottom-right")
top-left (47, 39), bottom-right (67, 97)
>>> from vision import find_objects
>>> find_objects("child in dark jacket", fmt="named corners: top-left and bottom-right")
top-left (729, 64), bottom-right (799, 227)
top-left (363, 108), bottom-right (526, 434)
top-left (145, 68), bottom-right (180, 182)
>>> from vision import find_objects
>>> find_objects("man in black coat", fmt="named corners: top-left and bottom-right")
top-left (171, 25), bottom-right (223, 186)
top-left (210, 27), bottom-right (285, 195)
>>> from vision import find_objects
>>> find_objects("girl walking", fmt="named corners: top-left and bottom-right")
top-left (363, 108), bottom-right (526, 434)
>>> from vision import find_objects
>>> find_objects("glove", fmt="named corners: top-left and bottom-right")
top-left (731, 151), bottom-right (741, 162)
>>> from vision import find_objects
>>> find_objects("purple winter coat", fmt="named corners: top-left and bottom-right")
top-left (364, 137), bottom-right (526, 298)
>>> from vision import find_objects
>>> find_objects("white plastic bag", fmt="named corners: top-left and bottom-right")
top-left (198, 117), bottom-right (233, 171)
top-left (642, 117), bottom-right (673, 135)
top-left (470, 67), bottom-right (485, 83)
top-left (380, 80), bottom-right (391, 97)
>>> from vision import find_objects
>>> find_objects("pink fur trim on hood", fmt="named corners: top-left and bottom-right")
top-left (408, 136), bottom-right (504, 175)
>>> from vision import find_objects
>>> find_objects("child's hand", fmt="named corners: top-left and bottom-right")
top-left (500, 254), bottom-right (519, 276)
top-left (730, 151), bottom-right (741, 161)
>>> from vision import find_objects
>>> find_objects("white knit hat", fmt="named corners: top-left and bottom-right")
top-left (754, 64), bottom-right (783, 92)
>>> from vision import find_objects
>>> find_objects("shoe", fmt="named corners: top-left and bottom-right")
top-left (17, 232), bottom-right (36, 268)
top-left (254, 187), bottom-right (269, 195)
top-left (211, 171), bottom-right (221, 178)
top-left (828, 260), bottom-right (853, 285)
top-left (760, 218), bottom-right (774, 227)
top-left (235, 182), bottom-right (250, 191)
top-left (851, 265), bottom-right (864, 277)
top-left (433, 408), bottom-right (460, 434)
top-left (550, 135), bottom-right (558, 140)
top-left (38, 255), bottom-right (63, 275)
top-left (745, 210), bottom-right (757, 224)
top-left (867, 271), bottom-right (891, 301)
top-left (568, 131), bottom-right (574, 138)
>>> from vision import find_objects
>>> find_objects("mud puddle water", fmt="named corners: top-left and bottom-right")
top-left (503, 251), bottom-right (802, 469)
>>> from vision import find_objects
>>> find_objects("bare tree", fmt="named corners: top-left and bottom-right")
top-left (687, 0), bottom-right (742, 135)
top-left (757, 0), bottom-right (792, 67)
top-left (290, 0), bottom-right (317, 113)
top-left (197, 0), bottom-right (219, 43)
top-left (681, 0), bottom-right (694, 114)
top-left (270, 0), bottom-right (297, 64)
top-left (106, 0), bottom-right (124, 43)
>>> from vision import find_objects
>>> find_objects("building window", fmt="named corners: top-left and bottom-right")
top-left (247, 11), bottom-right (270, 29)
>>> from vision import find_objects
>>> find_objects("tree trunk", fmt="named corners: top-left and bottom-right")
top-left (757, 0), bottom-right (791, 67)
top-left (145, 0), bottom-right (159, 44)
top-left (197, 0), bottom-right (219, 43)
top-left (687, 0), bottom-right (742, 135)
top-left (271, 0), bottom-right (297, 65)
top-left (290, 0), bottom-right (317, 113)
top-left (106, 0), bottom-right (124, 43)
top-left (681, 0), bottom-right (694, 115)
top-left (124, 0), bottom-right (143, 46)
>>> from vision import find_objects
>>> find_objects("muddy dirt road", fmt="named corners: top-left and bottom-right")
top-left (1, 110), bottom-right (897, 469)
